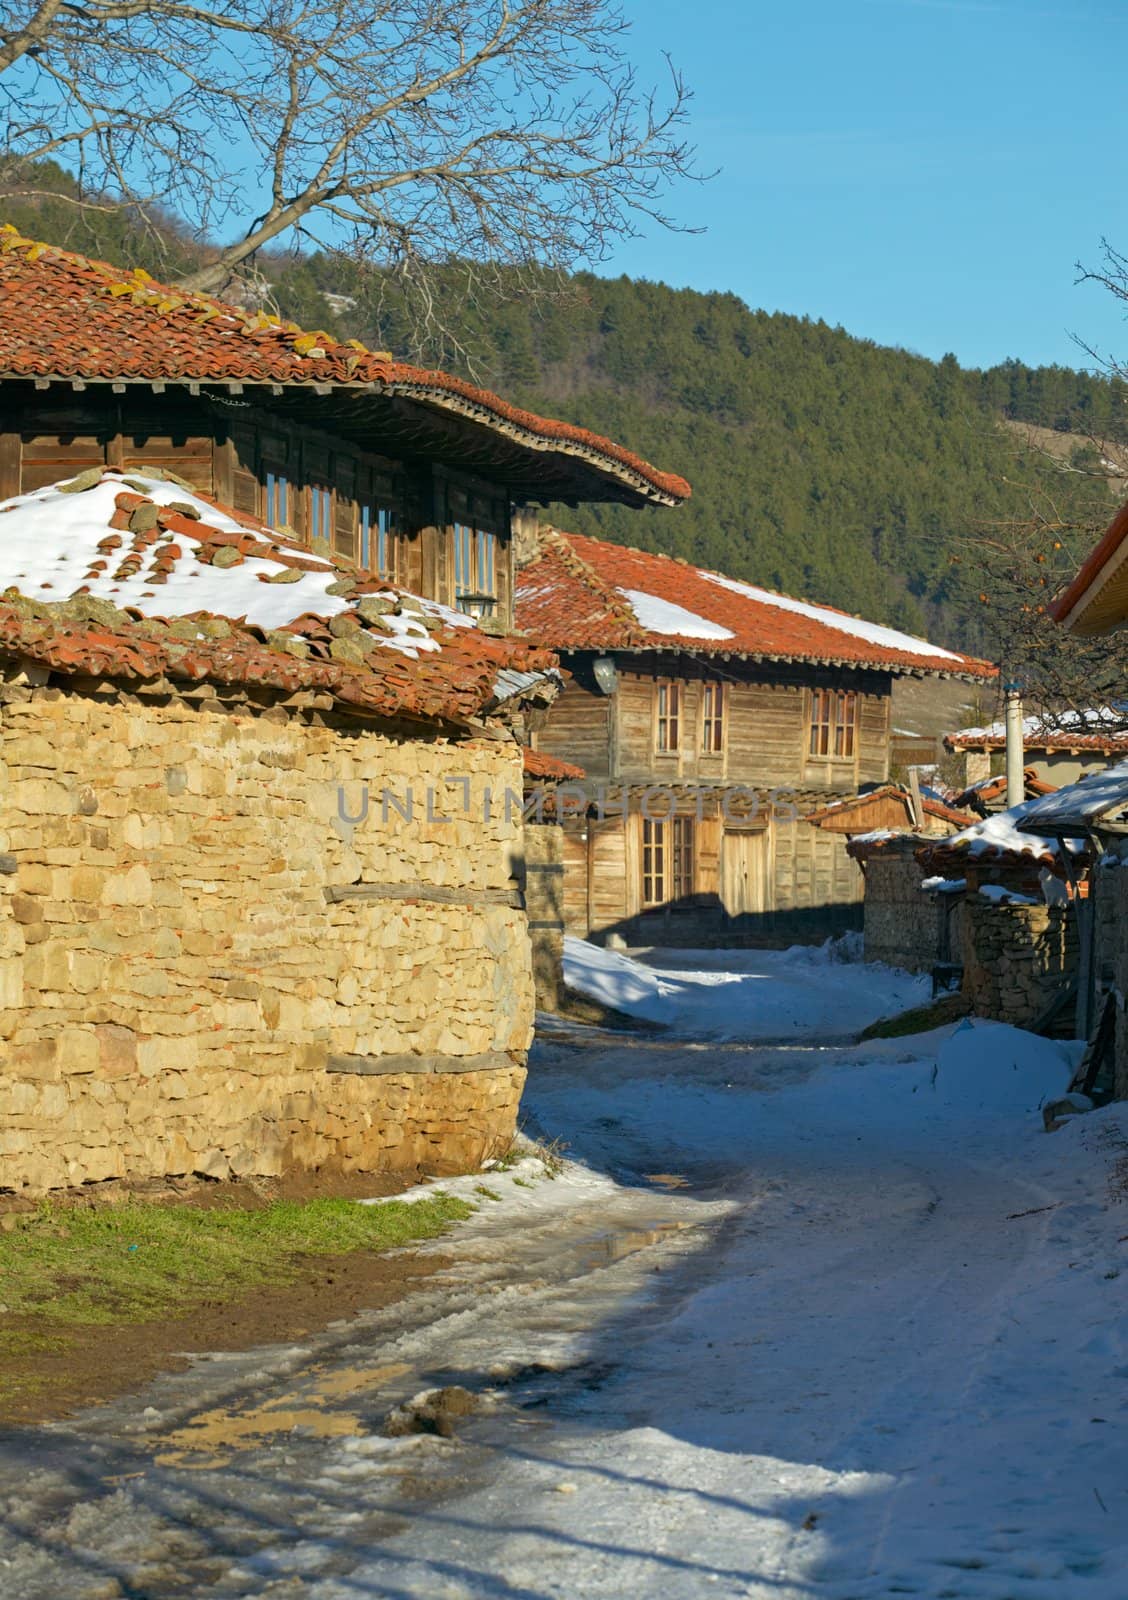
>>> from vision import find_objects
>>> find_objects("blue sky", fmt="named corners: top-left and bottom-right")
top-left (606, 0), bottom-right (1128, 371)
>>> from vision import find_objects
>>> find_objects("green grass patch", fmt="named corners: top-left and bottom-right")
top-left (0, 1192), bottom-right (473, 1354)
top-left (858, 992), bottom-right (971, 1041)
top-left (474, 1185), bottom-right (503, 1202)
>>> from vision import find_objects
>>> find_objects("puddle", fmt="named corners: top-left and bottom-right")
top-left (157, 1402), bottom-right (364, 1467)
top-left (155, 1362), bottom-right (412, 1467)
top-left (577, 1218), bottom-right (689, 1270)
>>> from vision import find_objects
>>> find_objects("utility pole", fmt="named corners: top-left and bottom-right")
top-left (1004, 680), bottom-right (1025, 810)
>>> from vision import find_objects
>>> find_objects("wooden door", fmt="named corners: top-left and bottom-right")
top-left (721, 828), bottom-right (771, 917)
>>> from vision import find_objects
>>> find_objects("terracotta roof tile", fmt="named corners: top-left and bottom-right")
top-left (517, 530), bottom-right (996, 678)
top-left (806, 786), bottom-right (972, 829)
top-left (0, 225), bottom-right (689, 507)
top-left (0, 471), bottom-right (558, 726)
top-left (522, 747), bottom-right (585, 781)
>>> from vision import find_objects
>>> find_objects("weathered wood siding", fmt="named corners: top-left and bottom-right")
top-left (533, 680), bottom-right (613, 781)
top-left (0, 390), bottom-right (516, 626)
top-left (543, 651), bottom-right (885, 947)
top-left (607, 656), bottom-right (892, 793)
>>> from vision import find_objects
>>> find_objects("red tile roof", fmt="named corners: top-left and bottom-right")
top-left (517, 530), bottom-right (996, 678)
top-left (1050, 497), bottom-right (1128, 633)
top-left (950, 770), bottom-right (1058, 810)
top-left (945, 716), bottom-right (1128, 755)
top-left (806, 786), bottom-right (972, 830)
top-left (0, 226), bottom-right (689, 508)
top-left (522, 747), bottom-right (585, 782)
top-left (0, 471), bottom-right (559, 727)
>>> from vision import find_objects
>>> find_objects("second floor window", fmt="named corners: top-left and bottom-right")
top-left (264, 469), bottom-right (289, 530)
top-left (810, 688), bottom-right (858, 759)
top-left (309, 484), bottom-right (333, 547)
top-left (360, 504), bottom-right (397, 580)
top-left (702, 681), bottom-right (725, 752)
top-left (454, 522), bottom-right (498, 602)
top-left (656, 681), bottom-right (680, 752)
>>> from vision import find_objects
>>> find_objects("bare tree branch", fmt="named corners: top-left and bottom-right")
top-left (0, 0), bottom-right (701, 344)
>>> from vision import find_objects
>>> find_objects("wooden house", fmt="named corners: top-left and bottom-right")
top-left (516, 528), bottom-right (995, 944)
top-left (0, 226), bottom-right (689, 632)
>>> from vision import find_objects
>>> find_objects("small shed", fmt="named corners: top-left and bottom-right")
top-left (807, 784), bottom-right (970, 838)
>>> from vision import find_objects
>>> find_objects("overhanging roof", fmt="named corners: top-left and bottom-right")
top-left (0, 225), bottom-right (690, 510)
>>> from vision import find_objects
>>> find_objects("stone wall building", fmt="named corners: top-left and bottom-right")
top-left (0, 471), bottom-right (563, 1193)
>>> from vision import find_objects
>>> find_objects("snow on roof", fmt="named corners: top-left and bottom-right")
top-left (0, 469), bottom-right (560, 726)
top-left (699, 571), bottom-right (965, 662)
top-left (517, 529), bottom-right (995, 678)
top-left (617, 588), bottom-right (735, 641)
top-left (0, 470), bottom-right (454, 652)
top-left (947, 706), bottom-right (1128, 753)
top-left (1015, 758), bottom-right (1128, 835)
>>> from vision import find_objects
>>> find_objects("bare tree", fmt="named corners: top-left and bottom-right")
top-left (952, 445), bottom-right (1127, 733)
top-left (0, 0), bottom-right (698, 329)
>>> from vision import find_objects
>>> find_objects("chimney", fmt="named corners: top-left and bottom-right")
top-left (1004, 681), bottom-right (1025, 809)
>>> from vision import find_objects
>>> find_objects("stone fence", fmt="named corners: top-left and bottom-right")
top-left (858, 839), bottom-right (963, 974)
top-left (959, 898), bottom-right (1077, 1030)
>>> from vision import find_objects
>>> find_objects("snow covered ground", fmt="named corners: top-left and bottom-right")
top-left (562, 933), bottom-right (929, 1039)
top-left (2, 947), bottom-right (1126, 1599)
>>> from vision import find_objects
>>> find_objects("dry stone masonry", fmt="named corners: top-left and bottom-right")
top-left (0, 679), bottom-right (533, 1193)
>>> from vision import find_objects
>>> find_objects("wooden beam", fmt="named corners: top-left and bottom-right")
top-left (326, 1049), bottom-right (518, 1076)
top-left (0, 431), bottom-right (21, 497)
top-left (324, 881), bottom-right (525, 908)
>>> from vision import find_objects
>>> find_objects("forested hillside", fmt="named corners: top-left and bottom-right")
top-left (5, 170), bottom-right (1125, 650)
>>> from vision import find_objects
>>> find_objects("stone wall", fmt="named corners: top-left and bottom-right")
top-left (1092, 859), bottom-right (1128, 1100)
top-left (0, 679), bottom-right (534, 1192)
top-left (960, 897), bottom-right (1077, 1029)
top-left (522, 821), bottom-right (565, 1012)
top-left (861, 842), bottom-right (962, 973)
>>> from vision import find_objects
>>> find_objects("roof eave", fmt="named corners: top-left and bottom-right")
top-left (546, 641), bottom-right (994, 679)
top-left (1, 370), bottom-right (686, 510)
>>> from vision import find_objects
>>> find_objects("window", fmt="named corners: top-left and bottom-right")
top-left (641, 816), bottom-right (695, 907)
top-left (809, 689), bottom-right (857, 759)
top-left (309, 484), bottom-right (333, 547)
top-left (264, 469), bottom-right (289, 530)
top-left (656, 681), bottom-right (681, 752)
top-left (702, 681), bottom-right (725, 752)
top-left (454, 521), bottom-right (474, 596)
top-left (360, 504), bottom-right (397, 579)
top-left (454, 522), bottom-right (498, 602)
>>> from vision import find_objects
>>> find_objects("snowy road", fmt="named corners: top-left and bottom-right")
top-left (2, 949), bottom-right (1127, 1599)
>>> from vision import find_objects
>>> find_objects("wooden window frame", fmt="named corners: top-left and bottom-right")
top-left (453, 522), bottom-right (499, 601)
top-left (360, 502), bottom-right (398, 580)
top-left (701, 680), bottom-right (725, 753)
top-left (309, 482), bottom-right (334, 548)
top-left (263, 465), bottom-right (290, 531)
top-left (809, 688), bottom-right (858, 760)
top-left (656, 680), bottom-right (681, 754)
top-left (641, 815), bottom-right (695, 908)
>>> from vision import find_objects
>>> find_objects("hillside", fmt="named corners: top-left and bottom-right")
top-left (3, 170), bottom-right (1125, 652)
top-left (271, 262), bottom-right (1128, 651)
